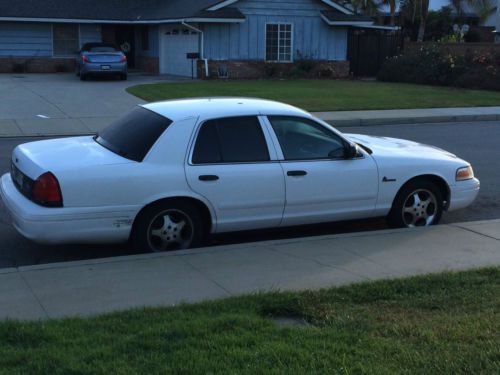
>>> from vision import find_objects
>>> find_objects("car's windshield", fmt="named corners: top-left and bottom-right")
top-left (94, 107), bottom-right (172, 162)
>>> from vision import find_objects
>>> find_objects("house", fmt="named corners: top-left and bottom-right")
top-left (0, 0), bottom-right (392, 78)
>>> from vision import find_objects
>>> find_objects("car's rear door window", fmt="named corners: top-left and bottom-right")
top-left (95, 106), bottom-right (172, 162)
top-left (192, 116), bottom-right (270, 164)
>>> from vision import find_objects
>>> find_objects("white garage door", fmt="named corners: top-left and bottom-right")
top-left (160, 26), bottom-right (199, 77)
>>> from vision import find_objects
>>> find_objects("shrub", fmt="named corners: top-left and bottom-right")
top-left (377, 44), bottom-right (500, 91)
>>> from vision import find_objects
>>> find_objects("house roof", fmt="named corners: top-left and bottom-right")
top-left (320, 11), bottom-right (371, 23)
top-left (0, 0), bottom-right (245, 23)
top-left (0, 0), bottom-right (354, 23)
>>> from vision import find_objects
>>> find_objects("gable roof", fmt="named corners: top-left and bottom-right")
top-left (208, 0), bottom-right (353, 15)
top-left (0, 0), bottom-right (244, 23)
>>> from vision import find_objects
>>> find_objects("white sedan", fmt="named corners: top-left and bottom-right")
top-left (0, 98), bottom-right (479, 251)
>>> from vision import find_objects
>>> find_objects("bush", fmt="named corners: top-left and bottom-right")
top-left (377, 44), bottom-right (500, 91)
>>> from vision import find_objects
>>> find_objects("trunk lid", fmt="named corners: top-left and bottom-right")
top-left (12, 136), bottom-right (133, 180)
top-left (85, 53), bottom-right (124, 63)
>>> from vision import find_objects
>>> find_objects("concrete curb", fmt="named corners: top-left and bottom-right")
top-left (1, 111), bottom-right (499, 138)
top-left (324, 114), bottom-right (500, 127)
top-left (6, 219), bottom-right (500, 274)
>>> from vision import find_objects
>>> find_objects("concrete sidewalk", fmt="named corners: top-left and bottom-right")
top-left (1, 219), bottom-right (498, 320)
top-left (315, 106), bottom-right (500, 127)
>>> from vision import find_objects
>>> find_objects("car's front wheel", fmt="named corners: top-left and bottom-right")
top-left (387, 180), bottom-right (443, 228)
top-left (132, 200), bottom-right (204, 252)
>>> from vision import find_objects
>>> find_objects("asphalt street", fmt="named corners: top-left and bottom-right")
top-left (0, 120), bottom-right (498, 268)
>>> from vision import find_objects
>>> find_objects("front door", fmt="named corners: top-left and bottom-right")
top-left (185, 116), bottom-right (285, 232)
top-left (265, 116), bottom-right (379, 226)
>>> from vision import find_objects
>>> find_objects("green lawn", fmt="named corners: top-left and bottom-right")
top-left (1, 267), bottom-right (499, 374)
top-left (127, 80), bottom-right (500, 112)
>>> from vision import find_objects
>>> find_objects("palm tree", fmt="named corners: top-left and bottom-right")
top-left (451, 0), bottom-right (496, 23)
top-left (417, 0), bottom-right (430, 42)
top-left (350, 0), bottom-right (382, 17)
top-left (382, 0), bottom-right (398, 26)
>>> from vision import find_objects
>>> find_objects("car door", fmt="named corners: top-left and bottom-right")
top-left (185, 116), bottom-right (285, 232)
top-left (264, 116), bottom-right (379, 227)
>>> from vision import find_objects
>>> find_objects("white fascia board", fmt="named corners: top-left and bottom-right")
top-left (0, 16), bottom-right (244, 24)
top-left (321, 0), bottom-right (353, 15)
top-left (185, 18), bottom-right (244, 23)
top-left (355, 24), bottom-right (401, 30)
top-left (207, 0), bottom-right (239, 11)
top-left (208, 0), bottom-right (353, 15)
top-left (320, 13), bottom-right (372, 26)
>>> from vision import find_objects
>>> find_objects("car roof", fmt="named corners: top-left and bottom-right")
top-left (142, 97), bottom-right (311, 122)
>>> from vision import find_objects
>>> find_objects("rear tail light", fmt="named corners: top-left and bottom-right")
top-left (82, 55), bottom-right (90, 63)
top-left (120, 55), bottom-right (127, 63)
top-left (32, 172), bottom-right (63, 207)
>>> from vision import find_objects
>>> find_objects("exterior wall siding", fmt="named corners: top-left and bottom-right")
top-left (0, 22), bottom-right (52, 57)
top-left (202, 0), bottom-right (347, 61)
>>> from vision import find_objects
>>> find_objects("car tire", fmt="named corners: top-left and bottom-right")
top-left (80, 73), bottom-right (87, 81)
top-left (132, 200), bottom-right (204, 252)
top-left (120, 74), bottom-right (127, 81)
top-left (387, 179), bottom-right (443, 228)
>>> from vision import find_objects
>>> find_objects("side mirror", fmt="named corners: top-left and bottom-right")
top-left (344, 144), bottom-right (357, 159)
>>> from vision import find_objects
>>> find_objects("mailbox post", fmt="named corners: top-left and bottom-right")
top-left (186, 52), bottom-right (200, 79)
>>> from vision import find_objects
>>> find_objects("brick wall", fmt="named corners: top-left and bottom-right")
top-left (136, 56), bottom-right (159, 74)
top-left (197, 60), bottom-right (350, 79)
top-left (0, 57), bottom-right (75, 73)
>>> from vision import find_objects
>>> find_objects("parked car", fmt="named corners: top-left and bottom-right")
top-left (0, 98), bottom-right (479, 251)
top-left (76, 43), bottom-right (127, 81)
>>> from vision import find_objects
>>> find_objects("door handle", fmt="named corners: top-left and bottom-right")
top-left (199, 175), bottom-right (219, 181)
top-left (287, 170), bottom-right (307, 177)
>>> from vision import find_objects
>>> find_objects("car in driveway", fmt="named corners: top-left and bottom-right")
top-left (76, 43), bottom-right (127, 81)
top-left (0, 98), bottom-right (480, 251)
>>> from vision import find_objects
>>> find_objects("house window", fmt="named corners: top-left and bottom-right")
top-left (265, 23), bottom-right (292, 62)
top-left (141, 26), bottom-right (149, 51)
top-left (53, 24), bottom-right (79, 56)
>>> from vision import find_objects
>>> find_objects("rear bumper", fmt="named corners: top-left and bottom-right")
top-left (0, 173), bottom-right (135, 244)
top-left (448, 178), bottom-right (480, 211)
top-left (81, 62), bottom-right (127, 75)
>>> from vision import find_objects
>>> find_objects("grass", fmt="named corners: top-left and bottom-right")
top-left (1, 267), bottom-right (499, 374)
top-left (126, 80), bottom-right (500, 112)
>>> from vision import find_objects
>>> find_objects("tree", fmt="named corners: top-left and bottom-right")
top-left (350, 0), bottom-right (382, 17)
top-left (417, 0), bottom-right (430, 42)
top-left (382, 0), bottom-right (398, 25)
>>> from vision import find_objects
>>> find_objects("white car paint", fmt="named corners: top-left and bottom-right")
top-left (0, 98), bottom-right (480, 245)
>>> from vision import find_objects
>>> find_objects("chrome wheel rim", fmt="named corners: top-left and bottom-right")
top-left (402, 189), bottom-right (438, 227)
top-left (147, 209), bottom-right (194, 251)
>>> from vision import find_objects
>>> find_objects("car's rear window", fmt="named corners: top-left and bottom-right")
top-left (82, 43), bottom-right (118, 52)
top-left (89, 46), bottom-right (118, 52)
top-left (95, 107), bottom-right (172, 162)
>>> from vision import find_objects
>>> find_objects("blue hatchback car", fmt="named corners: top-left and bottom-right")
top-left (76, 43), bottom-right (128, 81)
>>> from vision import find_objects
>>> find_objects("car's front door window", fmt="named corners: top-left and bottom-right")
top-left (268, 116), bottom-right (346, 160)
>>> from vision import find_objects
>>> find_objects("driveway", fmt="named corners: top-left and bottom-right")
top-left (0, 73), bottom-right (187, 136)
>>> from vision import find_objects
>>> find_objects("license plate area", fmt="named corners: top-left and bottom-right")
top-left (10, 162), bottom-right (33, 198)
top-left (101, 65), bottom-right (111, 70)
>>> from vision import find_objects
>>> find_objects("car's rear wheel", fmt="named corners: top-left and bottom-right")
top-left (132, 200), bottom-right (204, 252)
top-left (80, 73), bottom-right (87, 81)
top-left (120, 74), bottom-right (127, 81)
top-left (387, 180), bottom-right (443, 228)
